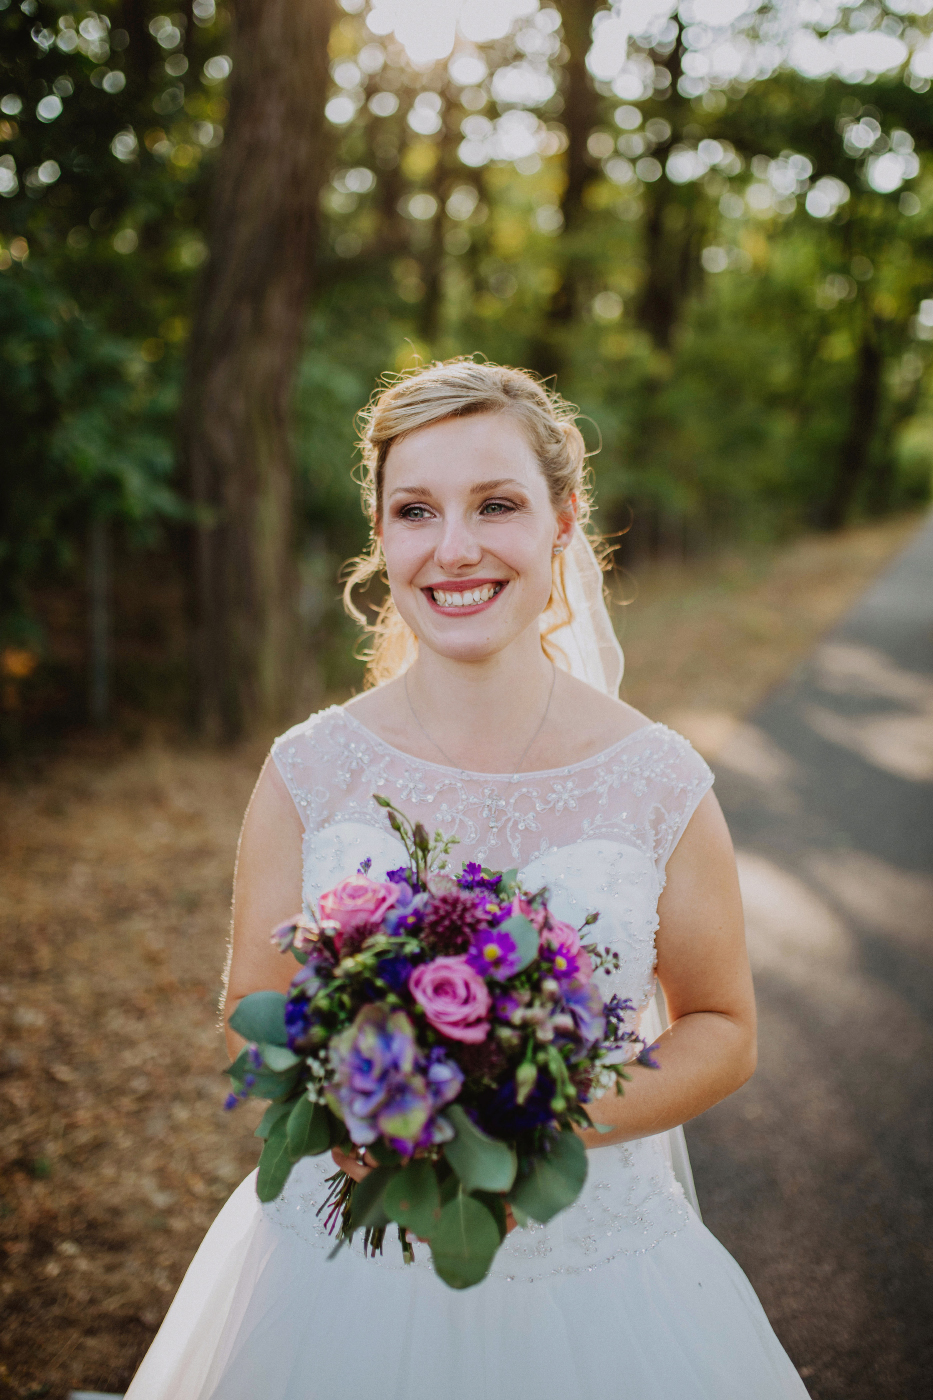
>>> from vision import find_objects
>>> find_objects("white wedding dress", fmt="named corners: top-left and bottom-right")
top-left (125, 706), bottom-right (809, 1400)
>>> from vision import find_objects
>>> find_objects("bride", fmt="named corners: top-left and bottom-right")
top-left (126, 360), bottom-right (809, 1399)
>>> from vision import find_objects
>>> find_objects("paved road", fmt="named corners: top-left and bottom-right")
top-left (686, 514), bottom-right (933, 1400)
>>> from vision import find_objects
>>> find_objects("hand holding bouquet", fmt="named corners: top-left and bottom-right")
top-left (226, 797), bottom-right (657, 1289)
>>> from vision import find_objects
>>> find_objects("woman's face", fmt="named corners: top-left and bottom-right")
top-left (379, 412), bottom-right (575, 665)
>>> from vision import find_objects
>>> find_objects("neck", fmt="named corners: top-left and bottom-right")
top-left (405, 626), bottom-right (555, 769)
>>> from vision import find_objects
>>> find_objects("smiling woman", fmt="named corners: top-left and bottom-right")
top-left (123, 359), bottom-right (810, 1400)
top-left (344, 360), bottom-right (586, 688)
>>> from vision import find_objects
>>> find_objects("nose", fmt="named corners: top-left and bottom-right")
top-left (434, 512), bottom-right (483, 572)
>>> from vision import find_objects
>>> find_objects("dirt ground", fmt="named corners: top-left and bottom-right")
top-left (0, 513), bottom-right (923, 1399)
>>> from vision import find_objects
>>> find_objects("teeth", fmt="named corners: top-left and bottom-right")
top-left (431, 584), bottom-right (500, 607)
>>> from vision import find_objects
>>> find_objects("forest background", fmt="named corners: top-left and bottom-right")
top-left (1, 0), bottom-right (933, 743)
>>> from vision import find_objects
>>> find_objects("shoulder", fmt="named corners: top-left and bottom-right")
top-left (271, 704), bottom-right (353, 760)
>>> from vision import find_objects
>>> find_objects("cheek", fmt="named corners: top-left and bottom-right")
top-left (381, 521), bottom-right (427, 583)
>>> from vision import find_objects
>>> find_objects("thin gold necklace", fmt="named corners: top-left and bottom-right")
top-left (404, 663), bottom-right (557, 774)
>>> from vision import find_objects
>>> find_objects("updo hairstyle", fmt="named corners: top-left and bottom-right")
top-left (343, 358), bottom-right (596, 687)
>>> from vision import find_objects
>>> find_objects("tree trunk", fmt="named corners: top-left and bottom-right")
top-left (635, 30), bottom-right (687, 349)
top-left (182, 0), bottom-right (336, 740)
top-left (821, 321), bottom-right (884, 530)
top-left (530, 0), bottom-right (600, 382)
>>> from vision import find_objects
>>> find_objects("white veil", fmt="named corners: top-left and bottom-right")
top-left (544, 528), bottom-right (625, 694)
top-left (544, 528), bottom-right (702, 1218)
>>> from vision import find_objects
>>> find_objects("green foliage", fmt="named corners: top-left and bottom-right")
top-left (383, 1158), bottom-right (443, 1239)
top-left (0, 0), bottom-right (223, 647)
top-left (427, 1188), bottom-right (502, 1290)
top-left (228, 991), bottom-right (289, 1047)
top-left (256, 1114), bottom-right (293, 1203)
top-left (443, 1103), bottom-right (518, 1194)
top-left (286, 1095), bottom-right (331, 1160)
top-left (3, 2), bottom-right (932, 715)
top-left (509, 1129), bottom-right (588, 1225)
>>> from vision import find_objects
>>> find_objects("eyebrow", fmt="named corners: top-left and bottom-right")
top-left (388, 478), bottom-right (526, 500)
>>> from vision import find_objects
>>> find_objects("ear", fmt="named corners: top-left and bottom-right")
top-left (554, 493), bottom-right (577, 552)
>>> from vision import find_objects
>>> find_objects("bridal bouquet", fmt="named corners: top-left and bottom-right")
top-left (225, 796), bottom-right (656, 1289)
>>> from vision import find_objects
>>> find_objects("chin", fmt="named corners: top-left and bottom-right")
top-left (418, 627), bottom-right (510, 664)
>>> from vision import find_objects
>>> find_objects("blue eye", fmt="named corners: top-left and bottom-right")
top-left (399, 504), bottom-right (431, 520)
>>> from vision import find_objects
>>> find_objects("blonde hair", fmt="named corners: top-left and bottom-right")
top-left (343, 357), bottom-right (597, 687)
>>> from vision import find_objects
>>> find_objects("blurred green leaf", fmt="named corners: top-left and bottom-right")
top-left (429, 1189), bottom-right (501, 1290)
top-left (444, 1104), bottom-right (518, 1194)
top-left (229, 992), bottom-right (288, 1047)
top-left (256, 1115), bottom-right (292, 1202)
top-left (384, 1159), bottom-right (443, 1239)
top-left (509, 1131), bottom-right (588, 1225)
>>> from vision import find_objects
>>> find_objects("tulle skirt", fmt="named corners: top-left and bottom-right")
top-left (125, 1166), bottom-right (809, 1400)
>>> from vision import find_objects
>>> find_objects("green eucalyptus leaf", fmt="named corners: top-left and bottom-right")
top-left (229, 991), bottom-right (288, 1048)
top-left (510, 1200), bottom-right (531, 1229)
top-left (247, 1064), bottom-right (303, 1102)
top-left (444, 1104), bottom-right (517, 1194)
top-left (368, 1139), bottom-right (403, 1168)
top-left (472, 1190), bottom-right (508, 1243)
top-left (256, 1115), bottom-right (293, 1202)
top-left (498, 914), bottom-right (539, 972)
top-left (259, 1042), bottom-right (301, 1072)
top-left (254, 1100), bottom-right (292, 1140)
top-left (226, 1047), bottom-right (251, 1081)
top-left (383, 1159), bottom-right (442, 1239)
top-left (286, 1095), bottom-right (330, 1159)
top-left (497, 868), bottom-right (520, 900)
top-left (349, 1165), bottom-right (399, 1233)
top-left (508, 1130), bottom-right (587, 1224)
top-left (429, 1189), bottom-right (501, 1290)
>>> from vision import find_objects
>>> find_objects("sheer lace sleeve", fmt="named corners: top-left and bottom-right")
top-left (270, 707), bottom-right (346, 833)
top-left (645, 728), bottom-right (714, 878)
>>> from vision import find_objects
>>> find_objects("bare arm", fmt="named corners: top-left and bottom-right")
top-left (222, 757), bottom-right (305, 1060)
top-left (578, 790), bottom-right (756, 1149)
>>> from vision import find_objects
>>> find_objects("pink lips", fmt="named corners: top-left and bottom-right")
top-left (423, 579), bottom-right (507, 616)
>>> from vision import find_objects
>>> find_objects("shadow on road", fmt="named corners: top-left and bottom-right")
top-left (687, 516), bottom-right (933, 1400)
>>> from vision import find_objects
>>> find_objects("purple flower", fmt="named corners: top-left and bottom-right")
top-left (284, 996), bottom-right (315, 1048)
top-left (424, 1044), bottom-right (464, 1110)
top-left (466, 927), bottom-right (521, 980)
top-left (494, 991), bottom-right (522, 1024)
top-left (637, 1041), bottom-right (661, 1069)
top-left (542, 943), bottom-right (589, 986)
top-left (383, 876), bottom-right (427, 935)
top-left (326, 1006), bottom-right (456, 1156)
top-left (562, 981), bottom-right (606, 1047)
top-left (385, 866), bottom-right (415, 887)
top-left (478, 1071), bottom-right (556, 1136)
top-left (457, 862), bottom-right (501, 893)
top-left (375, 953), bottom-right (413, 993)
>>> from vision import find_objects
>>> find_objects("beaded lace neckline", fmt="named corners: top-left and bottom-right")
top-left (339, 706), bottom-right (660, 782)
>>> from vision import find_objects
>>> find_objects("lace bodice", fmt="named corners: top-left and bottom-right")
top-left (268, 704), bottom-right (713, 1281)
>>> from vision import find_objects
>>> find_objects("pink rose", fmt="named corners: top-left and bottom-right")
top-left (319, 874), bottom-right (399, 944)
top-left (543, 919), bottom-right (594, 983)
top-left (409, 957), bottom-right (491, 1044)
